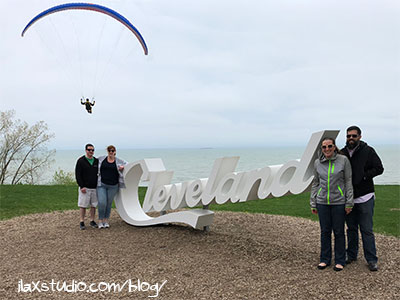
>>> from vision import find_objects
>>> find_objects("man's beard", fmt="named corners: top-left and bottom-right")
top-left (346, 140), bottom-right (359, 150)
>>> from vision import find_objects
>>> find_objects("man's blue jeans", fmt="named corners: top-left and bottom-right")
top-left (97, 183), bottom-right (119, 220)
top-left (317, 203), bottom-right (346, 266)
top-left (345, 196), bottom-right (377, 263)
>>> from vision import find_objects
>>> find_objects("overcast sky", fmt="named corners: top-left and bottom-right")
top-left (1, 0), bottom-right (399, 150)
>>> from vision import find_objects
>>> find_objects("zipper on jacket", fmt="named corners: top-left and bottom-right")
top-left (327, 160), bottom-right (331, 204)
top-left (337, 185), bottom-right (344, 197)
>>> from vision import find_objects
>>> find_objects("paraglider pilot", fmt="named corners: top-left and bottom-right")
top-left (81, 98), bottom-right (95, 114)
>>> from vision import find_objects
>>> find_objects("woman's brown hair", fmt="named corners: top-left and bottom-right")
top-left (321, 137), bottom-right (342, 154)
top-left (107, 145), bottom-right (116, 152)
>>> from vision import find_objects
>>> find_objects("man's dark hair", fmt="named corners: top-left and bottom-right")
top-left (347, 125), bottom-right (361, 135)
top-left (85, 143), bottom-right (94, 150)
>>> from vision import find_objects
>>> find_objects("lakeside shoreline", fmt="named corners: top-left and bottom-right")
top-left (38, 145), bottom-right (400, 185)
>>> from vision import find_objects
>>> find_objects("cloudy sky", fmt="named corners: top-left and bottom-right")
top-left (1, 0), bottom-right (399, 150)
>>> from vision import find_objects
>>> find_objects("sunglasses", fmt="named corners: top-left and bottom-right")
top-left (321, 145), bottom-right (334, 149)
top-left (108, 149), bottom-right (115, 153)
top-left (346, 134), bottom-right (359, 138)
top-left (86, 148), bottom-right (95, 152)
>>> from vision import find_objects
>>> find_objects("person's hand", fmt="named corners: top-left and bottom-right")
top-left (311, 208), bottom-right (318, 215)
top-left (81, 187), bottom-right (87, 194)
top-left (345, 207), bottom-right (352, 215)
top-left (118, 165), bottom-right (124, 172)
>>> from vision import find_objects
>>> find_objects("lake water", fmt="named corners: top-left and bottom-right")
top-left (44, 145), bottom-right (399, 185)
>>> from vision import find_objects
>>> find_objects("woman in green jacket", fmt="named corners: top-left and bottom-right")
top-left (310, 138), bottom-right (353, 271)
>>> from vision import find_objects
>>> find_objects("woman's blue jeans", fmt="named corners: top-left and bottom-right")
top-left (317, 203), bottom-right (346, 266)
top-left (97, 183), bottom-right (119, 220)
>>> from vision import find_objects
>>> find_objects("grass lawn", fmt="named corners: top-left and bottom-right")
top-left (210, 185), bottom-right (400, 237)
top-left (1, 185), bottom-right (399, 237)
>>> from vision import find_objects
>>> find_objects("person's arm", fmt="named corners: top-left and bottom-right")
top-left (310, 160), bottom-right (319, 213)
top-left (75, 159), bottom-right (85, 191)
top-left (364, 147), bottom-right (384, 180)
top-left (116, 157), bottom-right (127, 172)
top-left (344, 157), bottom-right (353, 213)
top-left (80, 99), bottom-right (85, 105)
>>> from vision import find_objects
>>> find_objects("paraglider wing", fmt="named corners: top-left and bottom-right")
top-left (21, 2), bottom-right (148, 55)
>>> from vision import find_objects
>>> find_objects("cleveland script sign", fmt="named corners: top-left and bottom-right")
top-left (115, 130), bottom-right (339, 229)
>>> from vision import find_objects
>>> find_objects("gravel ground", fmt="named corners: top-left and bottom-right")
top-left (1, 210), bottom-right (399, 300)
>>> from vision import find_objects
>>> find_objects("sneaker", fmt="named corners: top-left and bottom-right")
top-left (104, 222), bottom-right (110, 228)
top-left (98, 222), bottom-right (104, 229)
top-left (90, 221), bottom-right (98, 228)
top-left (368, 262), bottom-right (378, 272)
top-left (346, 257), bottom-right (357, 264)
top-left (80, 222), bottom-right (86, 230)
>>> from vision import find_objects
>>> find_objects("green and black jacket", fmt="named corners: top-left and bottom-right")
top-left (310, 152), bottom-right (354, 209)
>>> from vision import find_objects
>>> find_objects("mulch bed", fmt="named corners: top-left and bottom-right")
top-left (1, 210), bottom-right (399, 299)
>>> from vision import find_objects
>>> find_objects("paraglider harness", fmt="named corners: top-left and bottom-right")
top-left (81, 98), bottom-right (95, 114)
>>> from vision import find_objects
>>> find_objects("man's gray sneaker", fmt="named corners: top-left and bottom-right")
top-left (368, 262), bottom-right (378, 272)
top-left (346, 257), bottom-right (357, 264)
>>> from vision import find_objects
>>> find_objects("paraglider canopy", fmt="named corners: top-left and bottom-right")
top-left (21, 2), bottom-right (148, 55)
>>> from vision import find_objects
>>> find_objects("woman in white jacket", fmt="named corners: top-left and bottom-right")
top-left (97, 145), bottom-right (127, 228)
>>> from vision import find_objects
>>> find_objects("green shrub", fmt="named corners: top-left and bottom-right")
top-left (52, 169), bottom-right (76, 185)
